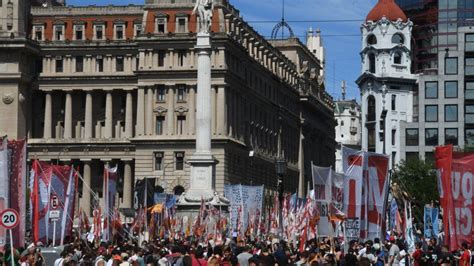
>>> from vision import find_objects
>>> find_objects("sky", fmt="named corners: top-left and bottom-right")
top-left (68, 0), bottom-right (380, 101)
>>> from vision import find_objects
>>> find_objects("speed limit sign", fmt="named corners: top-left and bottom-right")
top-left (0, 209), bottom-right (19, 229)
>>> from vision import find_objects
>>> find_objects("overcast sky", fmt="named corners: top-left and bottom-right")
top-left (68, 0), bottom-right (380, 101)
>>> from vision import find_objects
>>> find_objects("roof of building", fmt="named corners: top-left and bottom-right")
top-left (366, 0), bottom-right (407, 22)
top-left (334, 100), bottom-right (360, 115)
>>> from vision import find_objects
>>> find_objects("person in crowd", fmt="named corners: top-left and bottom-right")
top-left (388, 236), bottom-right (401, 266)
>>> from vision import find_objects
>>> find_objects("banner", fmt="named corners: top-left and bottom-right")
top-left (342, 146), bottom-right (389, 241)
top-left (224, 184), bottom-right (264, 234)
top-left (435, 145), bottom-right (472, 250)
top-left (342, 146), bottom-right (365, 242)
top-left (0, 138), bottom-right (8, 249)
top-left (31, 160), bottom-right (75, 245)
top-left (103, 164), bottom-right (118, 242)
top-left (423, 206), bottom-right (439, 239)
top-left (312, 165), bottom-right (344, 237)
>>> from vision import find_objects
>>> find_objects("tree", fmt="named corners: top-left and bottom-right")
top-left (392, 158), bottom-right (439, 222)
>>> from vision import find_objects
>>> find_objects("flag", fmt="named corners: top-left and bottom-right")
top-left (0, 137), bottom-right (8, 249)
top-left (102, 164), bottom-right (118, 242)
top-left (134, 178), bottom-right (155, 209)
top-left (60, 167), bottom-right (78, 246)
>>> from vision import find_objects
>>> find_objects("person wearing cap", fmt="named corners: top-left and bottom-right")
top-left (95, 247), bottom-right (107, 266)
top-left (388, 236), bottom-right (400, 266)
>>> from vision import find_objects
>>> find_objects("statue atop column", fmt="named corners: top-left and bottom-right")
top-left (193, 0), bottom-right (214, 34)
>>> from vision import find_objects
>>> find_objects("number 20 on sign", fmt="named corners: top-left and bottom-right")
top-left (0, 209), bottom-right (19, 229)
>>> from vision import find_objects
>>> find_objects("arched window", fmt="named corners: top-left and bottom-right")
top-left (392, 33), bottom-right (404, 44)
top-left (173, 185), bottom-right (185, 196)
top-left (369, 53), bottom-right (376, 73)
top-left (394, 52), bottom-right (402, 64)
top-left (367, 95), bottom-right (376, 122)
top-left (367, 34), bottom-right (377, 45)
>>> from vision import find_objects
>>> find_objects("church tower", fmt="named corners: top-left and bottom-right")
top-left (0, 1), bottom-right (39, 139)
top-left (356, 0), bottom-right (417, 167)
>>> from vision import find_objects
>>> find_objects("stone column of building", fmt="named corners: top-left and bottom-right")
top-left (125, 91), bottom-right (133, 138)
top-left (216, 86), bottom-right (226, 135)
top-left (122, 160), bottom-right (133, 208)
top-left (136, 88), bottom-right (145, 136)
top-left (145, 87), bottom-right (154, 135)
top-left (167, 86), bottom-right (175, 135)
top-left (80, 160), bottom-right (92, 216)
top-left (64, 92), bottom-right (72, 138)
top-left (105, 91), bottom-right (113, 138)
top-left (188, 86), bottom-right (196, 135)
top-left (43, 92), bottom-right (52, 139)
top-left (84, 92), bottom-right (93, 139)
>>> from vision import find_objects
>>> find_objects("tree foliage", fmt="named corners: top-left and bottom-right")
top-left (392, 158), bottom-right (439, 222)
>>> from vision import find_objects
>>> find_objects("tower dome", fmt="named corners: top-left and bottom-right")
top-left (366, 0), bottom-right (407, 22)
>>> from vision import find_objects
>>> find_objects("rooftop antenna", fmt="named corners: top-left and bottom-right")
top-left (271, 0), bottom-right (294, 39)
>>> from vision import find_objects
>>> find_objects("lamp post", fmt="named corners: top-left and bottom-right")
top-left (275, 157), bottom-right (287, 237)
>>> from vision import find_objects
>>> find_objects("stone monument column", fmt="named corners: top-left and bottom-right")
top-left (179, 0), bottom-right (228, 205)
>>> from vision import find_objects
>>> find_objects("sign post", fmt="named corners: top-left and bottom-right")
top-left (0, 209), bottom-right (19, 266)
top-left (49, 194), bottom-right (60, 246)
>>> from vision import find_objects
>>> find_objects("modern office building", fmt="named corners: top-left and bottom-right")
top-left (0, 0), bottom-right (336, 214)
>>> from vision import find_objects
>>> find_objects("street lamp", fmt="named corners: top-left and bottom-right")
top-left (381, 84), bottom-right (388, 155)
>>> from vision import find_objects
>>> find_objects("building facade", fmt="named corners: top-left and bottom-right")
top-left (394, 0), bottom-right (474, 161)
top-left (357, 0), bottom-right (417, 168)
top-left (0, 0), bottom-right (335, 214)
top-left (334, 99), bottom-right (361, 173)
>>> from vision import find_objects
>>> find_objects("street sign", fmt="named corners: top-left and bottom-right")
top-left (49, 210), bottom-right (60, 220)
top-left (0, 209), bottom-right (19, 229)
top-left (50, 194), bottom-right (59, 210)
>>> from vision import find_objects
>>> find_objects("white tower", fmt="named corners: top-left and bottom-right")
top-left (356, 0), bottom-right (417, 168)
top-left (306, 28), bottom-right (325, 78)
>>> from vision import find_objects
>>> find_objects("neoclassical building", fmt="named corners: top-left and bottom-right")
top-left (0, 0), bottom-right (335, 214)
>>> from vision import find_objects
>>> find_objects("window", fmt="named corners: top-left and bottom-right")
top-left (175, 152), bottom-right (184, 170)
top-left (406, 129), bottom-right (419, 146)
top-left (466, 105), bottom-right (474, 124)
top-left (392, 33), bottom-right (404, 44)
top-left (157, 18), bottom-right (166, 34)
top-left (445, 104), bottom-right (458, 122)
top-left (54, 25), bottom-right (63, 40)
top-left (158, 50), bottom-right (166, 67)
top-left (425, 82), bottom-right (438, 99)
top-left (391, 95), bottom-right (396, 111)
top-left (177, 18), bottom-right (186, 33)
top-left (445, 81), bottom-right (457, 98)
top-left (406, 152), bottom-right (419, 161)
top-left (95, 25), bottom-right (104, 40)
top-left (116, 56), bottom-right (124, 72)
top-left (467, 82), bottom-right (474, 100)
top-left (367, 95), bottom-right (376, 121)
top-left (115, 25), bottom-right (124, 40)
top-left (466, 58), bottom-right (474, 75)
top-left (391, 129), bottom-right (396, 146)
top-left (466, 129), bottom-right (474, 147)
top-left (367, 34), bottom-right (377, 45)
top-left (368, 54), bottom-right (376, 73)
top-left (157, 86), bottom-right (166, 101)
top-left (34, 26), bottom-right (42, 41)
top-left (74, 25), bottom-right (83, 40)
top-left (75, 56), bottom-right (83, 72)
top-left (425, 105), bottom-right (438, 122)
top-left (178, 50), bottom-right (186, 66)
top-left (55, 57), bottom-right (63, 73)
top-left (466, 34), bottom-right (474, 52)
top-left (177, 116), bottom-right (186, 135)
top-left (445, 57), bottom-right (457, 75)
top-left (445, 128), bottom-right (458, 145)
top-left (156, 116), bottom-right (165, 135)
top-left (394, 52), bottom-right (402, 64)
top-left (177, 85), bottom-right (186, 101)
top-left (134, 23), bottom-right (142, 36)
top-left (96, 56), bottom-right (104, 72)
top-left (154, 152), bottom-right (164, 170)
top-left (425, 128), bottom-right (439, 146)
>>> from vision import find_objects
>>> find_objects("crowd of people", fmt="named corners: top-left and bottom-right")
top-left (1, 231), bottom-right (473, 266)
